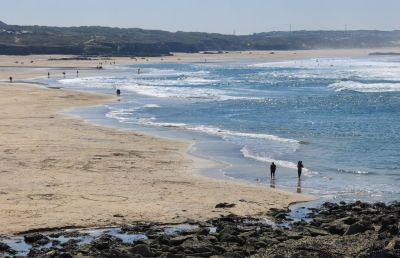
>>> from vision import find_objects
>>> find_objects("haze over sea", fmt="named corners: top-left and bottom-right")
top-left (49, 55), bottom-right (400, 204)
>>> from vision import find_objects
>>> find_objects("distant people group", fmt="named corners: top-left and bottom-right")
top-left (269, 160), bottom-right (304, 179)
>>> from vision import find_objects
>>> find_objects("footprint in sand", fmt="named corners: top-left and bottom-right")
top-left (80, 194), bottom-right (128, 202)
top-left (27, 193), bottom-right (64, 201)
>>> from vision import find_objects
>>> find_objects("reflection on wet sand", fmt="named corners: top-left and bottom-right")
top-left (297, 179), bottom-right (302, 194)
top-left (270, 178), bottom-right (275, 188)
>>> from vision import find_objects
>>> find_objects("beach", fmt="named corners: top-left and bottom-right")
top-left (0, 52), bottom-right (323, 235)
top-left (0, 49), bottom-right (399, 257)
top-left (0, 48), bottom-right (399, 235)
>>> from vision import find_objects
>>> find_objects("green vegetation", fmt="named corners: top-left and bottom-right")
top-left (0, 21), bottom-right (399, 56)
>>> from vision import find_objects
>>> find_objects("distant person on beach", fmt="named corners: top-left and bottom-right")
top-left (137, 68), bottom-right (141, 74)
top-left (48, 72), bottom-right (50, 78)
top-left (270, 162), bottom-right (276, 178)
top-left (116, 89), bottom-right (121, 96)
top-left (9, 76), bottom-right (12, 83)
top-left (297, 161), bottom-right (303, 178)
top-left (62, 72), bottom-right (66, 78)
top-left (76, 70), bottom-right (79, 77)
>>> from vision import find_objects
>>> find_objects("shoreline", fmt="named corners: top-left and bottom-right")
top-left (1, 47), bottom-right (398, 235)
top-left (0, 80), bottom-right (313, 235)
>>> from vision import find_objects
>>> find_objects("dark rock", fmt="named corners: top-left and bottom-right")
top-left (169, 235), bottom-right (193, 246)
top-left (0, 242), bottom-right (15, 255)
top-left (198, 227), bottom-right (210, 235)
top-left (212, 245), bottom-right (227, 253)
top-left (305, 227), bottom-right (329, 237)
top-left (129, 244), bottom-right (153, 257)
top-left (322, 202), bottom-right (340, 210)
top-left (61, 238), bottom-right (80, 248)
top-left (36, 236), bottom-right (50, 246)
top-left (27, 248), bottom-right (41, 257)
top-left (0, 242), bottom-right (11, 252)
top-left (168, 245), bottom-right (185, 253)
top-left (274, 212), bottom-right (287, 219)
top-left (206, 235), bottom-right (218, 243)
top-left (219, 232), bottom-right (245, 245)
top-left (190, 246), bottom-right (213, 254)
top-left (58, 253), bottom-right (73, 258)
top-left (162, 253), bottom-right (184, 258)
top-left (24, 233), bottom-right (49, 244)
top-left (373, 202), bottom-right (387, 209)
top-left (342, 216), bottom-right (358, 225)
top-left (379, 215), bottom-right (399, 234)
top-left (218, 224), bottom-right (239, 236)
top-left (91, 239), bottom-right (110, 250)
top-left (215, 202), bottom-right (236, 208)
top-left (327, 223), bottom-right (348, 235)
top-left (48, 232), bottom-right (62, 238)
top-left (51, 239), bottom-right (61, 246)
top-left (221, 251), bottom-right (244, 257)
top-left (155, 235), bottom-right (171, 245)
top-left (286, 231), bottom-right (303, 240)
top-left (360, 250), bottom-right (400, 258)
top-left (345, 220), bottom-right (373, 235)
top-left (273, 228), bottom-right (284, 236)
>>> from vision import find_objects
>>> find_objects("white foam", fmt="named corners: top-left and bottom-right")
top-left (252, 57), bottom-right (400, 83)
top-left (136, 77), bottom-right (220, 87)
top-left (105, 107), bottom-right (138, 122)
top-left (143, 104), bottom-right (160, 108)
top-left (140, 121), bottom-right (298, 145)
top-left (187, 125), bottom-right (299, 143)
top-left (122, 84), bottom-right (262, 101)
top-left (329, 80), bottom-right (400, 92)
top-left (240, 146), bottom-right (317, 175)
top-left (141, 121), bottom-right (187, 128)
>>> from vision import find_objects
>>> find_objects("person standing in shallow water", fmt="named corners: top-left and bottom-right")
top-left (270, 162), bottom-right (276, 179)
top-left (297, 161), bottom-right (303, 178)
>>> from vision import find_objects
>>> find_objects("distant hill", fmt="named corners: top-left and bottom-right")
top-left (0, 21), bottom-right (399, 56)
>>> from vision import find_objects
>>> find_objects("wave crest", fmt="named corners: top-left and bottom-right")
top-left (329, 80), bottom-right (400, 93)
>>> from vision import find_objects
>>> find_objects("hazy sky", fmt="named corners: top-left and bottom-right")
top-left (1, 0), bottom-right (399, 34)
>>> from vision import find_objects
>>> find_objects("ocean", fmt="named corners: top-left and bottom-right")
top-left (44, 55), bottom-right (400, 204)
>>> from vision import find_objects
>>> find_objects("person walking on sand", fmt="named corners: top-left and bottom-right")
top-left (297, 161), bottom-right (303, 178)
top-left (9, 76), bottom-right (13, 83)
top-left (270, 162), bottom-right (276, 178)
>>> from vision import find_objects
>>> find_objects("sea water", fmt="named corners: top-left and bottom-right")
top-left (44, 55), bottom-right (400, 203)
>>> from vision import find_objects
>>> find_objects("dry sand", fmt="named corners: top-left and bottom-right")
top-left (2, 48), bottom-right (393, 234)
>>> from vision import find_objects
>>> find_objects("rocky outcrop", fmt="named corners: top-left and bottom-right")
top-left (0, 201), bottom-right (399, 257)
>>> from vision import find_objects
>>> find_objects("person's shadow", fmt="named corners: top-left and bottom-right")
top-left (270, 178), bottom-right (275, 188)
top-left (296, 179), bottom-right (302, 193)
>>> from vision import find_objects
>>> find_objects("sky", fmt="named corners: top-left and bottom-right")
top-left (0, 0), bottom-right (399, 35)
